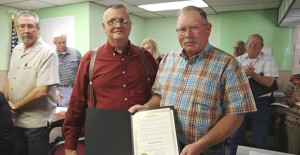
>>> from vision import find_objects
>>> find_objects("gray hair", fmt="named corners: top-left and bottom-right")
top-left (235, 40), bottom-right (246, 50)
top-left (16, 10), bottom-right (40, 27)
top-left (247, 34), bottom-right (264, 46)
top-left (177, 5), bottom-right (208, 23)
top-left (102, 4), bottom-right (129, 21)
top-left (52, 30), bottom-right (66, 40)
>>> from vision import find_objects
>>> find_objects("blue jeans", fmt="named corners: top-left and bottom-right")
top-left (229, 97), bottom-right (270, 155)
top-left (14, 126), bottom-right (50, 155)
top-left (57, 86), bottom-right (72, 107)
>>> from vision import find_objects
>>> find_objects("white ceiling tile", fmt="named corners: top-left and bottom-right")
top-left (93, 0), bottom-right (133, 7)
top-left (3, 1), bottom-right (55, 10)
top-left (122, 0), bottom-right (181, 5)
top-left (131, 11), bottom-right (163, 18)
top-left (38, 0), bottom-right (90, 5)
top-left (126, 6), bottom-right (146, 13)
top-left (213, 3), bottom-right (280, 12)
top-left (204, 0), bottom-right (281, 7)
top-left (0, 0), bottom-right (24, 5)
top-left (0, 0), bottom-right (299, 26)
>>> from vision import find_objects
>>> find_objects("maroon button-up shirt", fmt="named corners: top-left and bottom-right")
top-left (63, 41), bottom-right (158, 149)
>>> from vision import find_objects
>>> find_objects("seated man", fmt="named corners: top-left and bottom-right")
top-left (0, 91), bottom-right (14, 155)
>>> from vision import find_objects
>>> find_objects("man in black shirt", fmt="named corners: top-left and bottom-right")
top-left (0, 91), bottom-right (14, 155)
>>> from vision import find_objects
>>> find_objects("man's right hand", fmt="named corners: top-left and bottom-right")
top-left (56, 90), bottom-right (63, 101)
top-left (65, 149), bottom-right (77, 155)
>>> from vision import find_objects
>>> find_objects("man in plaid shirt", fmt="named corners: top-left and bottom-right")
top-left (53, 30), bottom-right (82, 107)
top-left (129, 5), bottom-right (257, 155)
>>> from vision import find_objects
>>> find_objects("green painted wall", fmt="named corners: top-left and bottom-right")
top-left (219, 9), bottom-right (292, 70)
top-left (0, 5), bottom-right (14, 70)
top-left (35, 2), bottom-right (146, 53)
top-left (34, 2), bottom-right (90, 54)
top-left (88, 2), bottom-right (106, 50)
top-left (0, 4), bottom-right (293, 71)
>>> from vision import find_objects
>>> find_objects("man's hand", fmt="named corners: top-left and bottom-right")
top-left (8, 101), bottom-right (18, 118)
top-left (56, 90), bottom-right (63, 101)
top-left (243, 63), bottom-right (255, 77)
top-left (180, 142), bottom-right (202, 155)
top-left (65, 149), bottom-right (77, 155)
top-left (128, 104), bottom-right (148, 113)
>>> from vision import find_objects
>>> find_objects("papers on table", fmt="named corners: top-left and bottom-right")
top-left (55, 107), bottom-right (68, 114)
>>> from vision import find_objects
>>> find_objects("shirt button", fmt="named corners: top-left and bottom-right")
top-left (122, 71), bottom-right (125, 74)
top-left (122, 58), bottom-right (124, 61)
top-left (123, 84), bottom-right (126, 87)
top-left (124, 98), bottom-right (128, 101)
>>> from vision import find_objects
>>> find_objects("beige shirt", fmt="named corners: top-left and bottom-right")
top-left (8, 37), bottom-right (59, 128)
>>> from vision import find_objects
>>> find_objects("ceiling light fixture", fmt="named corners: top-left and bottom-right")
top-left (138, 0), bottom-right (208, 12)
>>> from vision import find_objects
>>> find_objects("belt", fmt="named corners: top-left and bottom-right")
top-left (58, 84), bottom-right (73, 87)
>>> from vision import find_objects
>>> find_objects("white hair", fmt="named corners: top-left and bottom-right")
top-left (52, 30), bottom-right (66, 40)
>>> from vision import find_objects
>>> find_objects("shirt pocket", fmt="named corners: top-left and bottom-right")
top-left (192, 76), bottom-right (219, 110)
top-left (69, 59), bottom-right (79, 69)
top-left (21, 65), bottom-right (37, 86)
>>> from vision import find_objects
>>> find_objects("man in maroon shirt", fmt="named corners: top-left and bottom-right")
top-left (63, 4), bottom-right (158, 155)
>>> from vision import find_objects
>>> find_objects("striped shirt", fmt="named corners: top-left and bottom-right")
top-left (57, 47), bottom-right (82, 85)
top-left (153, 44), bottom-right (256, 144)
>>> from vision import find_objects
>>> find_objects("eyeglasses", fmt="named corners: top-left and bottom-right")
top-left (106, 18), bottom-right (130, 26)
top-left (247, 42), bottom-right (261, 46)
top-left (17, 24), bottom-right (37, 31)
top-left (176, 24), bottom-right (206, 36)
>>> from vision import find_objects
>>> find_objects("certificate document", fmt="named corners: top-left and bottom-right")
top-left (132, 108), bottom-right (179, 155)
top-left (84, 106), bottom-right (179, 155)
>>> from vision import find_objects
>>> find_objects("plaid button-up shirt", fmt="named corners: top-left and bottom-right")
top-left (153, 44), bottom-right (256, 144)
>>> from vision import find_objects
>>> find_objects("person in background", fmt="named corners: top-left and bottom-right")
top-left (53, 30), bottom-right (82, 107)
top-left (129, 6), bottom-right (256, 155)
top-left (3, 10), bottom-right (59, 155)
top-left (233, 40), bottom-right (246, 57)
top-left (63, 4), bottom-right (158, 155)
top-left (141, 38), bottom-right (163, 64)
top-left (229, 34), bottom-right (279, 155)
top-left (0, 91), bottom-right (14, 155)
top-left (284, 74), bottom-right (300, 155)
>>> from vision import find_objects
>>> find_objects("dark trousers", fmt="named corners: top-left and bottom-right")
top-left (14, 126), bottom-right (50, 155)
top-left (180, 141), bottom-right (225, 155)
top-left (229, 97), bottom-right (270, 155)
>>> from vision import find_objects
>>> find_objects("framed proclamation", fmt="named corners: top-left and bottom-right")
top-left (84, 106), bottom-right (179, 155)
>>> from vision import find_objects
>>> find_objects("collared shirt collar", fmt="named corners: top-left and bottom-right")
top-left (180, 43), bottom-right (212, 62)
top-left (57, 47), bottom-right (69, 55)
top-left (21, 37), bottom-right (43, 57)
top-left (245, 51), bottom-right (263, 60)
top-left (106, 41), bottom-right (131, 56)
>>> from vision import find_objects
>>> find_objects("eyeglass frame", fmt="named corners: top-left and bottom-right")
top-left (176, 24), bottom-right (207, 36)
top-left (247, 41), bottom-right (262, 47)
top-left (17, 24), bottom-right (38, 31)
top-left (105, 18), bottom-right (130, 26)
